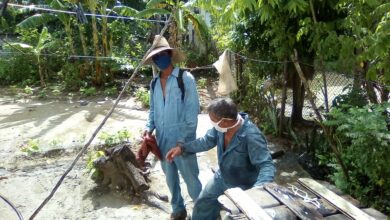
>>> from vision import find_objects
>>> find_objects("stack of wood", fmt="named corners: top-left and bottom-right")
top-left (219, 178), bottom-right (387, 220)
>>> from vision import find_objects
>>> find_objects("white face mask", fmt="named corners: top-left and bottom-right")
top-left (210, 114), bottom-right (242, 133)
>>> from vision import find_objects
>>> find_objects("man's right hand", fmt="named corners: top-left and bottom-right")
top-left (166, 146), bottom-right (182, 163)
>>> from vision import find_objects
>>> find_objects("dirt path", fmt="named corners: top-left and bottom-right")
top-left (0, 87), bottom-right (310, 220)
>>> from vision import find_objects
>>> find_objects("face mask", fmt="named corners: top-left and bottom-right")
top-left (210, 115), bottom-right (242, 133)
top-left (153, 53), bottom-right (171, 70)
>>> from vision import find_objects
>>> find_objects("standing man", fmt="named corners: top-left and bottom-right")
top-left (143, 35), bottom-right (202, 220)
top-left (166, 98), bottom-right (276, 220)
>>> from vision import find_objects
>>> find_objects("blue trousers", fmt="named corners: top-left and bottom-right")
top-left (192, 173), bottom-right (228, 220)
top-left (160, 153), bottom-right (202, 214)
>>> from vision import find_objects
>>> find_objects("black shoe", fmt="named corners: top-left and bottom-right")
top-left (170, 209), bottom-right (187, 220)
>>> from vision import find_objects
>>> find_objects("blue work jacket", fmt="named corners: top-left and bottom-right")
top-left (183, 113), bottom-right (275, 188)
top-left (146, 67), bottom-right (200, 155)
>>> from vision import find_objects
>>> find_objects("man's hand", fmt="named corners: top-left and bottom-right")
top-left (166, 146), bottom-right (182, 163)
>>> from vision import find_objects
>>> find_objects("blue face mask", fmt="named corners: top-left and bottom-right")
top-left (152, 53), bottom-right (172, 70)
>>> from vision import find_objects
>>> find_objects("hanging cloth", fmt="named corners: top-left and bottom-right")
top-left (213, 49), bottom-right (238, 96)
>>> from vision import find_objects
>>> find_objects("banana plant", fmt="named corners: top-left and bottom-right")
top-left (116, 0), bottom-right (209, 49)
top-left (35, 27), bottom-right (51, 87)
top-left (10, 27), bottom-right (51, 87)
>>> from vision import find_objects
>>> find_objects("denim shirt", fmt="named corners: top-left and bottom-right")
top-left (146, 67), bottom-right (200, 154)
top-left (183, 113), bottom-right (275, 188)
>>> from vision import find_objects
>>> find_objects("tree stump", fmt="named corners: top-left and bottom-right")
top-left (92, 143), bottom-right (169, 212)
top-left (94, 143), bottom-right (148, 192)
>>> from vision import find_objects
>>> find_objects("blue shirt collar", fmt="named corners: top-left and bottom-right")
top-left (158, 67), bottom-right (179, 78)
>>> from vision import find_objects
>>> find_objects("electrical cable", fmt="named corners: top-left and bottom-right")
top-left (0, 194), bottom-right (24, 220)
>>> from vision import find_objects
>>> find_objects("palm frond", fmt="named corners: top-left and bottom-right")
top-left (17, 14), bottom-right (56, 29)
top-left (185, 11), bottom-right (209, 42)
top-left (112, 6), bottom-right (139, 17)
top-left (146, 0), bottom-right (167, 9)
top-left (136, 8), bottom-right (170, 18)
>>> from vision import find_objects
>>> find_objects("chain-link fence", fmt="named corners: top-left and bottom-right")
top-left (226, 50), bottom-right (388, 122)
top-left (283, 71), bottom-right (388, 120)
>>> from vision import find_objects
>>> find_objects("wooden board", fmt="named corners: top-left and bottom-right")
top-left (264, 182), bottom-right (324, 220)
top-left (225, 187), bottom-right (272, 220)
top-left (264, 205), bottom-right (296, 220)
top-left (218, 194), bottom-right (241, 215)
top-left (245, 187), bottom-right (281, 208)
top-left (287, 183), bottom-right (338, 216)
top-left (324, 208), bottom-right (388, 220)
top-left (316, 180), bottom-right (362, 208)
top-left (298, 178), bottom-right (376, 220)
top-left (219, 187), bottom-right (280, 215)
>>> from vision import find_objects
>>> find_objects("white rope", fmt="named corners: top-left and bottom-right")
top-left (287, 183), bottom-right (321, 208)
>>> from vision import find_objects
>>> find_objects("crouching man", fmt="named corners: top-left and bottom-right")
top-left (166, 97), bottom-right (276, 220)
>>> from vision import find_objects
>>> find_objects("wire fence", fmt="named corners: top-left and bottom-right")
top-left (225, 50), bottom-right (388, 121)
top-left (284, 72), bottom-right (354, 120)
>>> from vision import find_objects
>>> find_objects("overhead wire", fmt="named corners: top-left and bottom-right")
top-left (7, 3), bottom-right (167, 23)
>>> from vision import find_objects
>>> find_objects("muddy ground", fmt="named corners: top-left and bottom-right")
top-left (0, 84), bottom-right (310, 220)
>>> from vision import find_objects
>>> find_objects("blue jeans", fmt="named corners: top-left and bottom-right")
top-left (192, 173), bottom-right (228, 220)
top-left (161, 153), bottom-right (202, 214)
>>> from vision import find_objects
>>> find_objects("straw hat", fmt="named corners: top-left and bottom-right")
top-left (143, 35), bottom-right (185, 65)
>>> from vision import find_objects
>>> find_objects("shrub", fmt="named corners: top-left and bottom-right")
top-left (197, 77), bottom-right (207, 89)
top-left (80, 87), bottom-right (97, 96)
top-left (323, 103), bottom-right (390, 212)
top-left (135, 87), bottom-right (150, 108)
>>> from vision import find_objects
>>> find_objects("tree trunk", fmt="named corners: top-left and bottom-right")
top-left (291, 50), bottom-right (322, 122)
top-left (168, 21), bottom-right (178, 48)
top-left (37, 55), bottom-right (46, 87)
top-left (99, 4), bottom-right (113, 81)
top-left (78, 24), bottom-right (89, 79)
top-left (88, 0), bottom-right (102, 86)
top-left (279, 60), bottom-right (288, 136)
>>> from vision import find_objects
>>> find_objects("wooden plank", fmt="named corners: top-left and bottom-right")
top-left (264, 205), bottom-right (297, 220)
top-left (218, 187), bottom-right (280, 211)
top-left (287, 183), bottom-right (338, 216)
top-left (218, 194), bottom-right (241, 215)
top-left (298, 178), bottom-right (376, 220)
top-left (225, 187), bottom-right (273, 220)
top-left (264, 182), bottom-right (324, 220)
top-left (362, 208), bottom-right (388, 220)
top-left (245, 187), bottom-right (281, 208)
top-left (219, 187), bottom-right (280, 215)
top-left (325, 208), bottom-right (388, 220)
top-left (316, 180), bottom-right (362, 208)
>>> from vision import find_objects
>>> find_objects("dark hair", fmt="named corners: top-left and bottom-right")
top-left (156, 49), bottom-right (172, 57)
top-left (207, 98), bottom-right (237, 120)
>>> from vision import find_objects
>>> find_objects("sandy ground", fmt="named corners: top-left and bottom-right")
top-left (0, 87), bottom-right (310, 220)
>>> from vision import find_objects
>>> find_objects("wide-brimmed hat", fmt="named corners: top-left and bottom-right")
top-left (143, 35), bottom-right (185, 65)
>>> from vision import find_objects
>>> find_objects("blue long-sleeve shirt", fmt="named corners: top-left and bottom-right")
top-left (183, 113), bottom-right (275, 188)
top-left (146, 67), bottom-right (200, 155)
